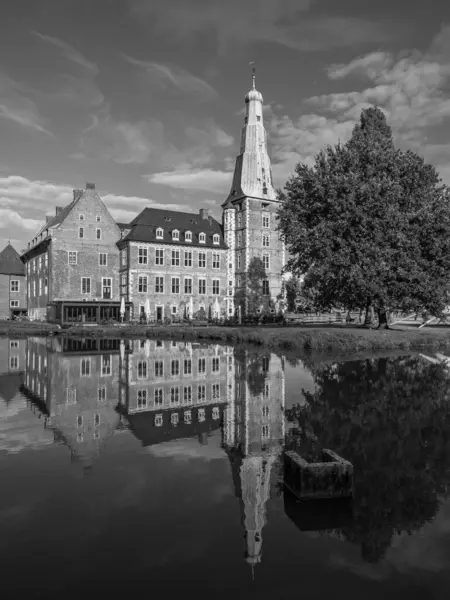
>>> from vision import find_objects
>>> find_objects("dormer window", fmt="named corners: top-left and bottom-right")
top-left (172, 229), bottom-right (180, 241)
top-left (164, 216), bottom-right (172, 222)
top-left (79, 215), bottom-right (84, 221)
top-left (185, 231), bottom-right (192, 242)
top-left (213, 234), bottom-right (220, 245)
top-left (199, 232), bottom-right (206, 244)
top-left (156, 228), bottom-right (163, 239)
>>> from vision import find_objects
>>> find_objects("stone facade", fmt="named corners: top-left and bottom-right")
top-left (0, 244), bottom-right (27, 319)
top-left (22, 184), bottom-right (122, 321)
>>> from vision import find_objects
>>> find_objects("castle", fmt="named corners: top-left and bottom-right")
top-left (16, 75), bottom-right (285, 324)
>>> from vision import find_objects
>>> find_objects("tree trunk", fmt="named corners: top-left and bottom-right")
top-left (376, 306), bottom-right (390, 329)
top-left (364, 298), bottom-right (373, 326)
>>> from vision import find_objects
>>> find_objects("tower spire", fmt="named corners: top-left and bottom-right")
top-left (249, 61), bottom-right (256, 90)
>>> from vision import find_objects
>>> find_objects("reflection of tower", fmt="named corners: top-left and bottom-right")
top-left (223, 349), bottom-right (285, 573)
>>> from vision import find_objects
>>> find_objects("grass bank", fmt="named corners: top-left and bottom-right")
top-left (2, 321), bottom-right (450, 354)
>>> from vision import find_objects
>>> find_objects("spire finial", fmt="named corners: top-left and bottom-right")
top-left (249, 61), bottom-right (256, 89)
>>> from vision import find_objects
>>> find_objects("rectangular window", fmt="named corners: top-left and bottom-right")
top-left (80, 358), bottom-right (91, 376)
top-left (212, 253), bottom-right (220, 269)
top-left (262, 213), bottom-right (270, 228)
top-left (137, 360), bottom-right (148, 379)
top-left (262, 280), bottom-right (269, 296)
top-left (237, 214), bottom-right (242, 227)
top-left (38, 279), bottom-right (43, 295)
top-left (155, 360), bottom-right (164, 377)
top-left (212, 357), bottom-right (220, 373)
top-left (101, 355), bottom-right (111, 376)
top-left (137, 389), bottom-right (148, 410)
top-left (121, 248), bottom-right (128, 266)
top-left (198, 357), bottom-right (206, 374)
top-left (171, 277), bottom-right (180, 294)
top-left (170, 387), bottom-right (180, 405)
top-left (262, 234), bottom-right (270, 247)
top-left (198, 278), bottom-right (206, 295)
top-left (138, 276), bottom-right (148, 293)
top-left (184, 278), bottom-right (192, 294)
top-left (44, 278), bottom-right (48, 295)
top-left (198, 252), bottom-right (206, 268)
top-left (68, 251), bottom-right (77, 265)
top-left (171, 249), bottom-right (180, 266)
top-left (155, 248), bottom-right (164, 266)
top-left (154, 388), bottom-right (163, 407)
top-left (212, 279), bottom-right (220, 295)
top-left (98, 387), bottom-right (107, 402)
top-left (10, 280), bottom-right (19, 292)
top-left (94, 413), bottom-right (100, 426)
top-left (138, 247), bottom-right (148, 264)
top-left (10, 356), bottom-right (19, 370)
top-left (102, 278), bottom-right (112, 299)
top-left (212, 383), bottom-right (220, 400)
top-left (44, 253), bottom-right (48, 267)
top-left (184, 358), bottom-right (192, 375)
top-left (9, 341), bottom-right (19, 349)
top-left (263, 254), bottom-right (270, 269)
top-left (237, 253), bottom-right (241, 269)
top-left (171, 359), bottom-right (180, 376)
top-left (183, 386), bottom-right (192, 404)
top-left (67, 388), bottom-right (77, 404)
top-left (237, 232), bottom-right (242, 246)
top-left (81, 277), bottom-right (91, 294)
top-left (79, 227), bottom-right (84, 239)
top-left (155, 276), bottom-right (164, 293)
top-left (10, 300), bottom-right (19, 308)
top-left (96, 228), bottom-right (101, 240)
top-left (99, 253), bottom-right (107, 266)
top-left (184, 251), bottom-right (192, 267)
top-left (197, 384), bottom-right (206, 402)
top-left (33, 281), bottom-right (36, 297)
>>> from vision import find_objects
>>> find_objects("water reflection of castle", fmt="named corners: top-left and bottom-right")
top-left (22, 338), bottom-right (286, 569)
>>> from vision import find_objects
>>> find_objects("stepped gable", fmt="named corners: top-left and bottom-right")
top-left (0, 243), bottom-right (25, 275)
top-left (121, 207), bottom-right (227, 249)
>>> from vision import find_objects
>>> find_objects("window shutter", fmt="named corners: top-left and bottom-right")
top-left (96, 280), bottom-right (102, 297)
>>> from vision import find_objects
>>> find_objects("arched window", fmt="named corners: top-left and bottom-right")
top-left (185, 231), bottom-right (192, 242)
top-left (156, 228), bottom-right (163, 239)
top-left (79, 214), bottom-right (84, 221)
top-left (213, 234), bottom-right (220, 245)
top-left (172, 229), bottom-right (180, 241)
top-left (199, 232), bottom-right (206, 243)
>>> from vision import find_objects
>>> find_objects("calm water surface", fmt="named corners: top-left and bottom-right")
top-left (1, 337), bottom-right (450, 599)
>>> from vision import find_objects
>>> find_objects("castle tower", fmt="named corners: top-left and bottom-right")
top-left (222, 67), bottom-right (285, 316)
top-left (223, 349), bottom-right (285, 574)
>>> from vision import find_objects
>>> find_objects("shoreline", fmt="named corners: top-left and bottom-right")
top-left (2, 322), bottom-right (450, 354)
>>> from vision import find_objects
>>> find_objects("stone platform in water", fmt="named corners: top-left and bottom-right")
top-left (284, 449), bottom-right (354, 500)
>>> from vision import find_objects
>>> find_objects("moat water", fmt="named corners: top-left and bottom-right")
top-left (1, 337), bottom-right (450, 599)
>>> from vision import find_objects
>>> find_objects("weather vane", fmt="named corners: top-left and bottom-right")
top-left (249, 61), bottom-right (256, 89)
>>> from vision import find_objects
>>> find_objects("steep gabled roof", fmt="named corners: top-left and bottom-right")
top-left (0, 243), bottom-right (25, 275)
top-left (121, 207), bottom-right (226, 249)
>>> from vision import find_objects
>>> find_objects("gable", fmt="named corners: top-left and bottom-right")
top-left (0, 244), bottom-right (25, 275)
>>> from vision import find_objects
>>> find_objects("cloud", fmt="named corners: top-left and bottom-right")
top-left (33, 31), bottom-right (98, 74)
top-left (0, 175), bottom-right (193, 243)
top-left (148, 168), bottom-right (231, 193)
top-left (73, 113), bottom-right (164, 164)
top-left (129, 0), bottom-right (392, 55)
top-left (266, 25), bottom-right (450, 185)
top-left (0, 208), bottom-right (42, 232)
top-left (125, 55), bottom-right (217, 100)
top-left (0, 73), bottom-right (53, 136)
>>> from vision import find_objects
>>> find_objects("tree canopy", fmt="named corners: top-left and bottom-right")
top-left (277, 107), bottom-right (450, 327)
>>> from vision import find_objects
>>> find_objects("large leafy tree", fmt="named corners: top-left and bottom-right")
top-left (277, 107), bottom-right (450, 328)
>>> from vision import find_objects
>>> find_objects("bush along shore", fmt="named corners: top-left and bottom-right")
top-left (3, 321), bottom-right (450, 353)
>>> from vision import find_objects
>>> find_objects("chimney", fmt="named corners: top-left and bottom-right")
top-left (86, 182), bottom-right (95, 190)
top-left (55, 206), bottom-right (63, 215)
top-left (73, 188), bottom-right (84, 201)
top-left (199, 208), bottom-right (211, 220)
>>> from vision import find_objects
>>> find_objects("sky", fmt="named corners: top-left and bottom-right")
top-left (1, 0), bottom-right (450, 250)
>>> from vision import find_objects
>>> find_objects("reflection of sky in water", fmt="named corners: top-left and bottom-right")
top-left (1, 339), bottom-right (450, 598)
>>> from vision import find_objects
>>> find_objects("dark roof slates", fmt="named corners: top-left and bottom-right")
top-left (0, 244), bottom-right (25, 275)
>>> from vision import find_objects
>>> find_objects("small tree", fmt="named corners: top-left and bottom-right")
top-left (278, 107), bottom-right (450, 328)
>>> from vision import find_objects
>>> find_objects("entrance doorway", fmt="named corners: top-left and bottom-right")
top-left (156, 306), bottom-right (163, 321)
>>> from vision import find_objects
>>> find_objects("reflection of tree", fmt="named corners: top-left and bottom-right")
top-left (285, 356), bottom-right (450, 562)
top-left (246, 351), bottom-right (271, 397)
